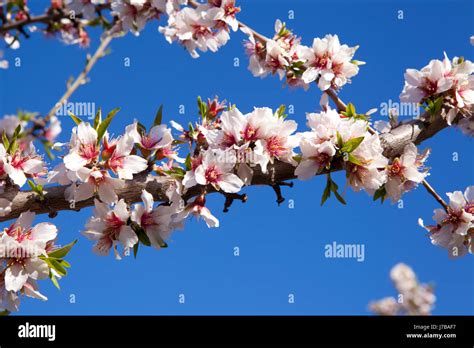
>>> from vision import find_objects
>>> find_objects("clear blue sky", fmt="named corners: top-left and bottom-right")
top-left (1, 0), bottom-right (473, 315)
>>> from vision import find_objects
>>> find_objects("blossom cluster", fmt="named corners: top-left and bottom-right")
top-left (370, 263), bottom-right (436, 315)
top-left (400, 53), bottom-right (474, 133)
top-left (0, 211), bottom-right (73, 313)
top-left (159, 0), bottom-right (240, 58)
top-left (48, 110), bottom-right (181, 205)
top-left (419, 186), bottom-right (473, 258)
top-left (243, 20), bottom-right (362, 91)
top-left (295, 103), bottom-right (429, 201)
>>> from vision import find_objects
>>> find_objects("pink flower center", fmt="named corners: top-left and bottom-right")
top-left (313, 52), bottom-right (331, 70)
top-left (141, 212), bottom-right (154, 228)
top-left (204, 165), bottom-right (221, 184)
top-left (193, 25), bottom-right (211, 38)
top-left (388, 160), bottom-right (404, 177)
top-left (141, 135), bottom-right (159, 149)
top-left (242, 124), bottom-right (259, 142)
top-left (464, 203), bottom-right (474, 215)
top-left (106, 213), bottom-right (125, 232)
top-left (266, 136), bottom-right (285, 157)
top-left (79, 142), bottom-right (99, 161)
top-left (222, 132), bottom-right (237, 147)
top-left (422, 79), bottom-right (438, 96)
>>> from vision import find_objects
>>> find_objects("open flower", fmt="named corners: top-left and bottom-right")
top-left (64, 122), bottom-right (100, 172)
top-left (68, 167), bottom-right (125, 204)
top-left (159, 5), bottom-right (223, 58)
top-left (345, 133), bottom-right (388, 194)
top-left (385, 143), bottom-right (430, 202)
top-left (0, 212), bottom-right (57, 293)
top-left (173, 194), bottom-right (219, 228)
top-left (111, 0), bottom-right (151, 36)
top-left (103, 133), bottom-right (148, 180)
top-left (65, 0), bottom-right (106, 20)
top-left (131, 190), bottom-right (177, 248)
top-left (3, 144), bottom-right (45, 188)
top-left (419, 186), bottom-right (474, 258)
top-left (126, 121), bottom-right (174, 156)
top-left (295, 139), bottom-right (335, 180)
top-left (83, 199), bottom-right (138, 259)
top-left (185, 148), bottom-right (243, 193)
top-left (400, 58), bottom-right (453, 104)
top-left (300, 34), bottom-right (359, 91)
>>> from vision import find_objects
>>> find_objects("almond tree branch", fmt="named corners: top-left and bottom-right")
top-left (0, 106), bottom-right (462, 224)
top-left (326, 86), bottom-right (452, 212)
top-left (0, 4), bottom-right (111, 34)
top-left (45, 34), bottom-right (113, 122)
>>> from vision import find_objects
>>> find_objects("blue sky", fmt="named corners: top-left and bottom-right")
top-left (0, 0), bottom-right (473, 315)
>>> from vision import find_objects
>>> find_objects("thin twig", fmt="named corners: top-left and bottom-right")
top-left (45, 35), bottom-right (113, 121)
top-left (422, 180), bottom-right (450, 213)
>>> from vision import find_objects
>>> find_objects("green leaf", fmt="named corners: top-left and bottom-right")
top-left (68, 111), bottom-right (83, 125)
top-left (347, 153), bottom-right (363, 166)
top-left (96, 107), bottom-right (120, 144)
top-left (2, 132), bottom-right (9, 149)
top-left (184, 154), bottom-right (192, 171)
top-left (197, 96), bottom-right (207, 119)
top-left (93, 108), bottom-right (102, 129)
top-left (0, 310), bottom-right (10, 316)
top-left (275, 104), bottom-right (287, 118)
top-left (321, 175), bottom-right (331, 206)
top-left (154, 104), bottom-right (163, 126)
top-left (58, 259), bottom-right (71, 268)
top-left (49, 272), bottom-right (60, 290)
top-left (136, 228), bottom-right (151, 247)
top-left (329, 178), bottom-right (346, 205)
top-left (12, 124), bottom-right (21, 140)
top-left (373, 186), bottom-right (387, 203)
top-left (336, 131), bottom-right (344, 149)
top-left (41, 140), bottom-right (55, 160)
top-left (48, 240), bottom-right (77, 259)
top-left (27, 179), bottom-right (36, 191)
top-left (346, 103), bottom-right (356, 117)
top-left (341, 136), bottom-right (365, 153)
top-left (44, 258), bottom-right (67, 277)
top-left (133, 242), bottom-right (139, 259)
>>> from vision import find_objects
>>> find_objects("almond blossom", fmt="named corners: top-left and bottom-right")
top-left (0, 212), bottom-right (57, 295)
top-left (184, 148), bottom-right (243, 193)
top-left (159, 3), bottom-right (230, 58)
top-left (295, 108), bottom-right (342, 180)
top-left (370, 263), bottom-right (435, 316)
top-left (64, 122), bottom-right (100, 172)
top-left (67, 167), bottom-right (125, 204)
top-left (65, 0), bottom-right (106, 20)
top-left (83, 199), bottom-right (138, 259)
top-left (173, 194), bottom-right (219, 228)
top-left (384, 143), bottom-right (430, 202)
top-left (299, 34), bottom-right (360, 91)
top-left (102, 133), bottom-right (148, 180)
top-left (419, 186), bottom-right (473, 258)
top-left (345, 133), bottom-right (388, 194)
top-left (400, 59), bottom-right (453, 104)
top-left (126, 121), bottom-right (174, 157)
top-left (131, 189), bottom-right (178, 248)
top-left (111, 0), bottom-right (152, 36)
top-left (3, 144), bottom-right (45, 188)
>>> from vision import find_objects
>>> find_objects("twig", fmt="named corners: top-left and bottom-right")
top-left (45, 34), bottom-right (113, 121)
top-left (422, 180), bottom-right (450, 213)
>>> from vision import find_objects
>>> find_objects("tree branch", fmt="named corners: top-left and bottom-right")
top-left (45, 34), bottom-right (113, 122)
top-left (0, 107), bottom-right (465, 223)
